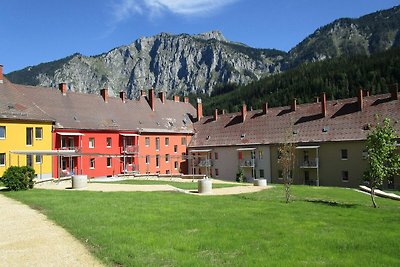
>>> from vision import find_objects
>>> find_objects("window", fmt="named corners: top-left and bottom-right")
top-left (146, 155), bottom-right (150, 165)
top-left (35, 127), bottom-right (43, 139)
top-left (26, 155), bottom-right (33, 167)
top-left (156, 137), bottom-right (160, 150)
top-left (215, 168), bottom-right (219, 177)
top-left (303, 151), bottom-right (309, 162)
top-left (145, 137), bottom-right (150, 147)
top-left (106, 137), bottom-right (112, 148)
top-left (0, 126), bottom-right (5, 139)
top-left (0, 153), bottom-right (5, 166)
top-left (174, 145), bottom-right (178, 153)
top-left (174, 161), bottom-right (178, 169)
top-left (90, 158), bottom-right (95, 169)
top-left (165, 137), bottom-right (169, 146)
top-left (258, 151), bottom-right (263, 160)
top-left (342, 171), bottom-right (349, 182)
top-left (107, 157), bottom-right (112, 168)
top-left (166, 170), bottom-right (170, 174)
top-left (89, 138), bottom-right (95, 148)
top-left (181, 137), bottom-right (187, 145)
top-left (182, 153), bottom-right (186, 160)
top-left (126, 137), bottom-right (133, 146)
top-left (215, 152), bottom-right (219, 160)
top-left (35, 155), bottom-right (42, 164)
top-left (165, 154), bottom-right (170, 162)
top-left (278, 170), bottom-right (283, 179)
top-left (26, 127), bottom-right (33, 146)
top-left (341, 149), bottom-right (348, 160)
top-left (156, 155), bottom-right (160, 168)
top-left (238, 151), bottom-right (243, 160)
top-left (126, 157), bottom-right (133, 165)
top-left (259, 169), bottom-right (264, 178)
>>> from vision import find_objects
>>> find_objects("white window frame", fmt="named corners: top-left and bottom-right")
top-left (106, 157), bottom-right (112, 168)
top-left (35, 127), bottom-right (43, 140)
top-left (0, 126), bottom-right (6, 139)
top-left (89, 138), bottom-right (95, 148)
top-left (0, 153), bottom-right (5, 166)
top-left (35, 155), bottom-right (42, 165)
top-left (106, 137), bottom-right (112, 148)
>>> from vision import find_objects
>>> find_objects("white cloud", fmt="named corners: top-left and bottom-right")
top-left (110, 0), bottom-right (238, 22)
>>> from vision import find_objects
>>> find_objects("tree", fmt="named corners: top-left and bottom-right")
top-left (363, 117), bottom-right (400, 208)
top-left (278, 132), bottom-right (296, 203)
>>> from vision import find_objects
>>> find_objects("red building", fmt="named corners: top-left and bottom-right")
top-left (21, 83), bottom-right (195, 178)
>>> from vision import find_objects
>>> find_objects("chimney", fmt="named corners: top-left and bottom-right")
top-left (391, 83), bottom-right (398, 100)
top-left (357, 88), bottom-right (363, 111)
top-left (184, 97), bottom-right (189, 103)
top-left (140, 89), bottom-right (146, 97)
top-left (0, 64), bottom-right (3, 84)
top-left (59, 83), bottom-right (67, 96)
top-left (158, 91), bottom-right (165, 103)
top-left (222, 109), bottom-right (226, 115)
top-left (366, 90), bottom-right (370, 97)
top-left (262, 102), bottom-right (268, 115)
top-left (120, 91), bottom-right (126, 103)
top-left (241, 103), bottom-right (247, 123)
top-left (174, 95), bottom-right (180, 102)
top-left (315, 96), bottom-right (320, 103)
top-left (213, 109), bottom-right (218, 121)
top-left (101, 88), bottom-right (109, 103)
top-left (291, 98), bottom-right (297, 112)
top-left (321, 92), bottom-right (327, 117)
top-left (149, 88), bottom-right (155, 111)
top-left (197, 98), bottom-right (203, 121)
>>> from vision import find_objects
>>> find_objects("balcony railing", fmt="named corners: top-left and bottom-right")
top-left (60, 146), bottom-right (81, 152)
top-left (122, 145), bottom-right (139, 154)
top-left (194, 159), bottom-right (213, 167)
top-left (299, 158), bottom-right (319, 168)
top-left (239, 159), bottom-right (255, 168)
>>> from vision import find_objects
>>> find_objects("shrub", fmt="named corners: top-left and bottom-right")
top-left (1, 166), bottom-right (35, 191)
top-left (236, 169), bottom-right (247, 183)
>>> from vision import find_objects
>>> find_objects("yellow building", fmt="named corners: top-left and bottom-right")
top-left (0, 120), bottom-right (53, 178)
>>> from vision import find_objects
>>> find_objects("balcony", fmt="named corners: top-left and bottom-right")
top-left (122, 145), bottom-right (139, 154)
top-left (240, 159), bottom-right (255, 168)
top-left (299, 158), bottom-right (319, 168)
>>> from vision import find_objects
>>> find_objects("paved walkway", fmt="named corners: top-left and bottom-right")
top-left (35, 180), bottom-right (271, 195)
top-left (0, 194), bottom-right (103, 267)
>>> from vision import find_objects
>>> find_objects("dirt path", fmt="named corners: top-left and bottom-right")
top-left (0, 194), bottom-right (103, 267)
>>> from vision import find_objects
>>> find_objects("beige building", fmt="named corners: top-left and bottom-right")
top-left (189, 86), bottom-right (400, 189)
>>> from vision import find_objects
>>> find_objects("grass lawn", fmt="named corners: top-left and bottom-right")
top-left (2, 185), bottom-right (400, 266)
top-left (97, 179), bottom-right (244, 190)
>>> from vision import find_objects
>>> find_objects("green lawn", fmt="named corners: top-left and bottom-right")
top-left (96, 179), bottom-right (244, 190)
top-left (2, 185), bottom-right (400, 266)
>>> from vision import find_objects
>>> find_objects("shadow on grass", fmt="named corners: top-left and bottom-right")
top-left (304, 198), bottom-right (357, 208)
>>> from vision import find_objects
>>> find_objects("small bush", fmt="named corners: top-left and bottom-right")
top-left (1, 166), bottom-right (35, 191)
top-left (236, 169), bottom-right (247, 183)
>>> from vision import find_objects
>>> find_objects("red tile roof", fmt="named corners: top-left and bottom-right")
top-left (189, 92), bottom-right (400, 148)
top-left (0, 78), bottom-right (196, 133)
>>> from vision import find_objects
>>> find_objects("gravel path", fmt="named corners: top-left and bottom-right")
top-left (35, 180), bottom-right (271, 195)
top-left (0, 194), bottom-right (103, 267)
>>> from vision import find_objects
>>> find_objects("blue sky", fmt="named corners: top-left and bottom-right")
top-left (1, 0), bottom-right (399, 73)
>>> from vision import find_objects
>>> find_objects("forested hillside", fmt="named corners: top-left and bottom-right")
top-left (195, 46), bottom-right (400, 115)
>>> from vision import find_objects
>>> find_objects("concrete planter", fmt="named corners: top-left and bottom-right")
top-left (198, 179), bottom-right (212, 194)
top-left (72, 175), bottom-right (88, 189)
top-left (253, 178), bottom-right (267, 187)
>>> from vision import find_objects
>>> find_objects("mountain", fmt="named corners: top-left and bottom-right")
top-left (6, 5), bottom-right (400, 98)
top-left (6, 31), bottom-right (285, 97)
top-left (289, 5), bottom-right (400, 66)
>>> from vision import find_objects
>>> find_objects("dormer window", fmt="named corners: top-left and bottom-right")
top-left (241, 133), bottom-right (246, 139)
top-left (206, 135), bottom-right (210, 141)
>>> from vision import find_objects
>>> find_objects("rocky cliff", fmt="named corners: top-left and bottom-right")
top-left (7, 31), bottom-right (285, 97)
